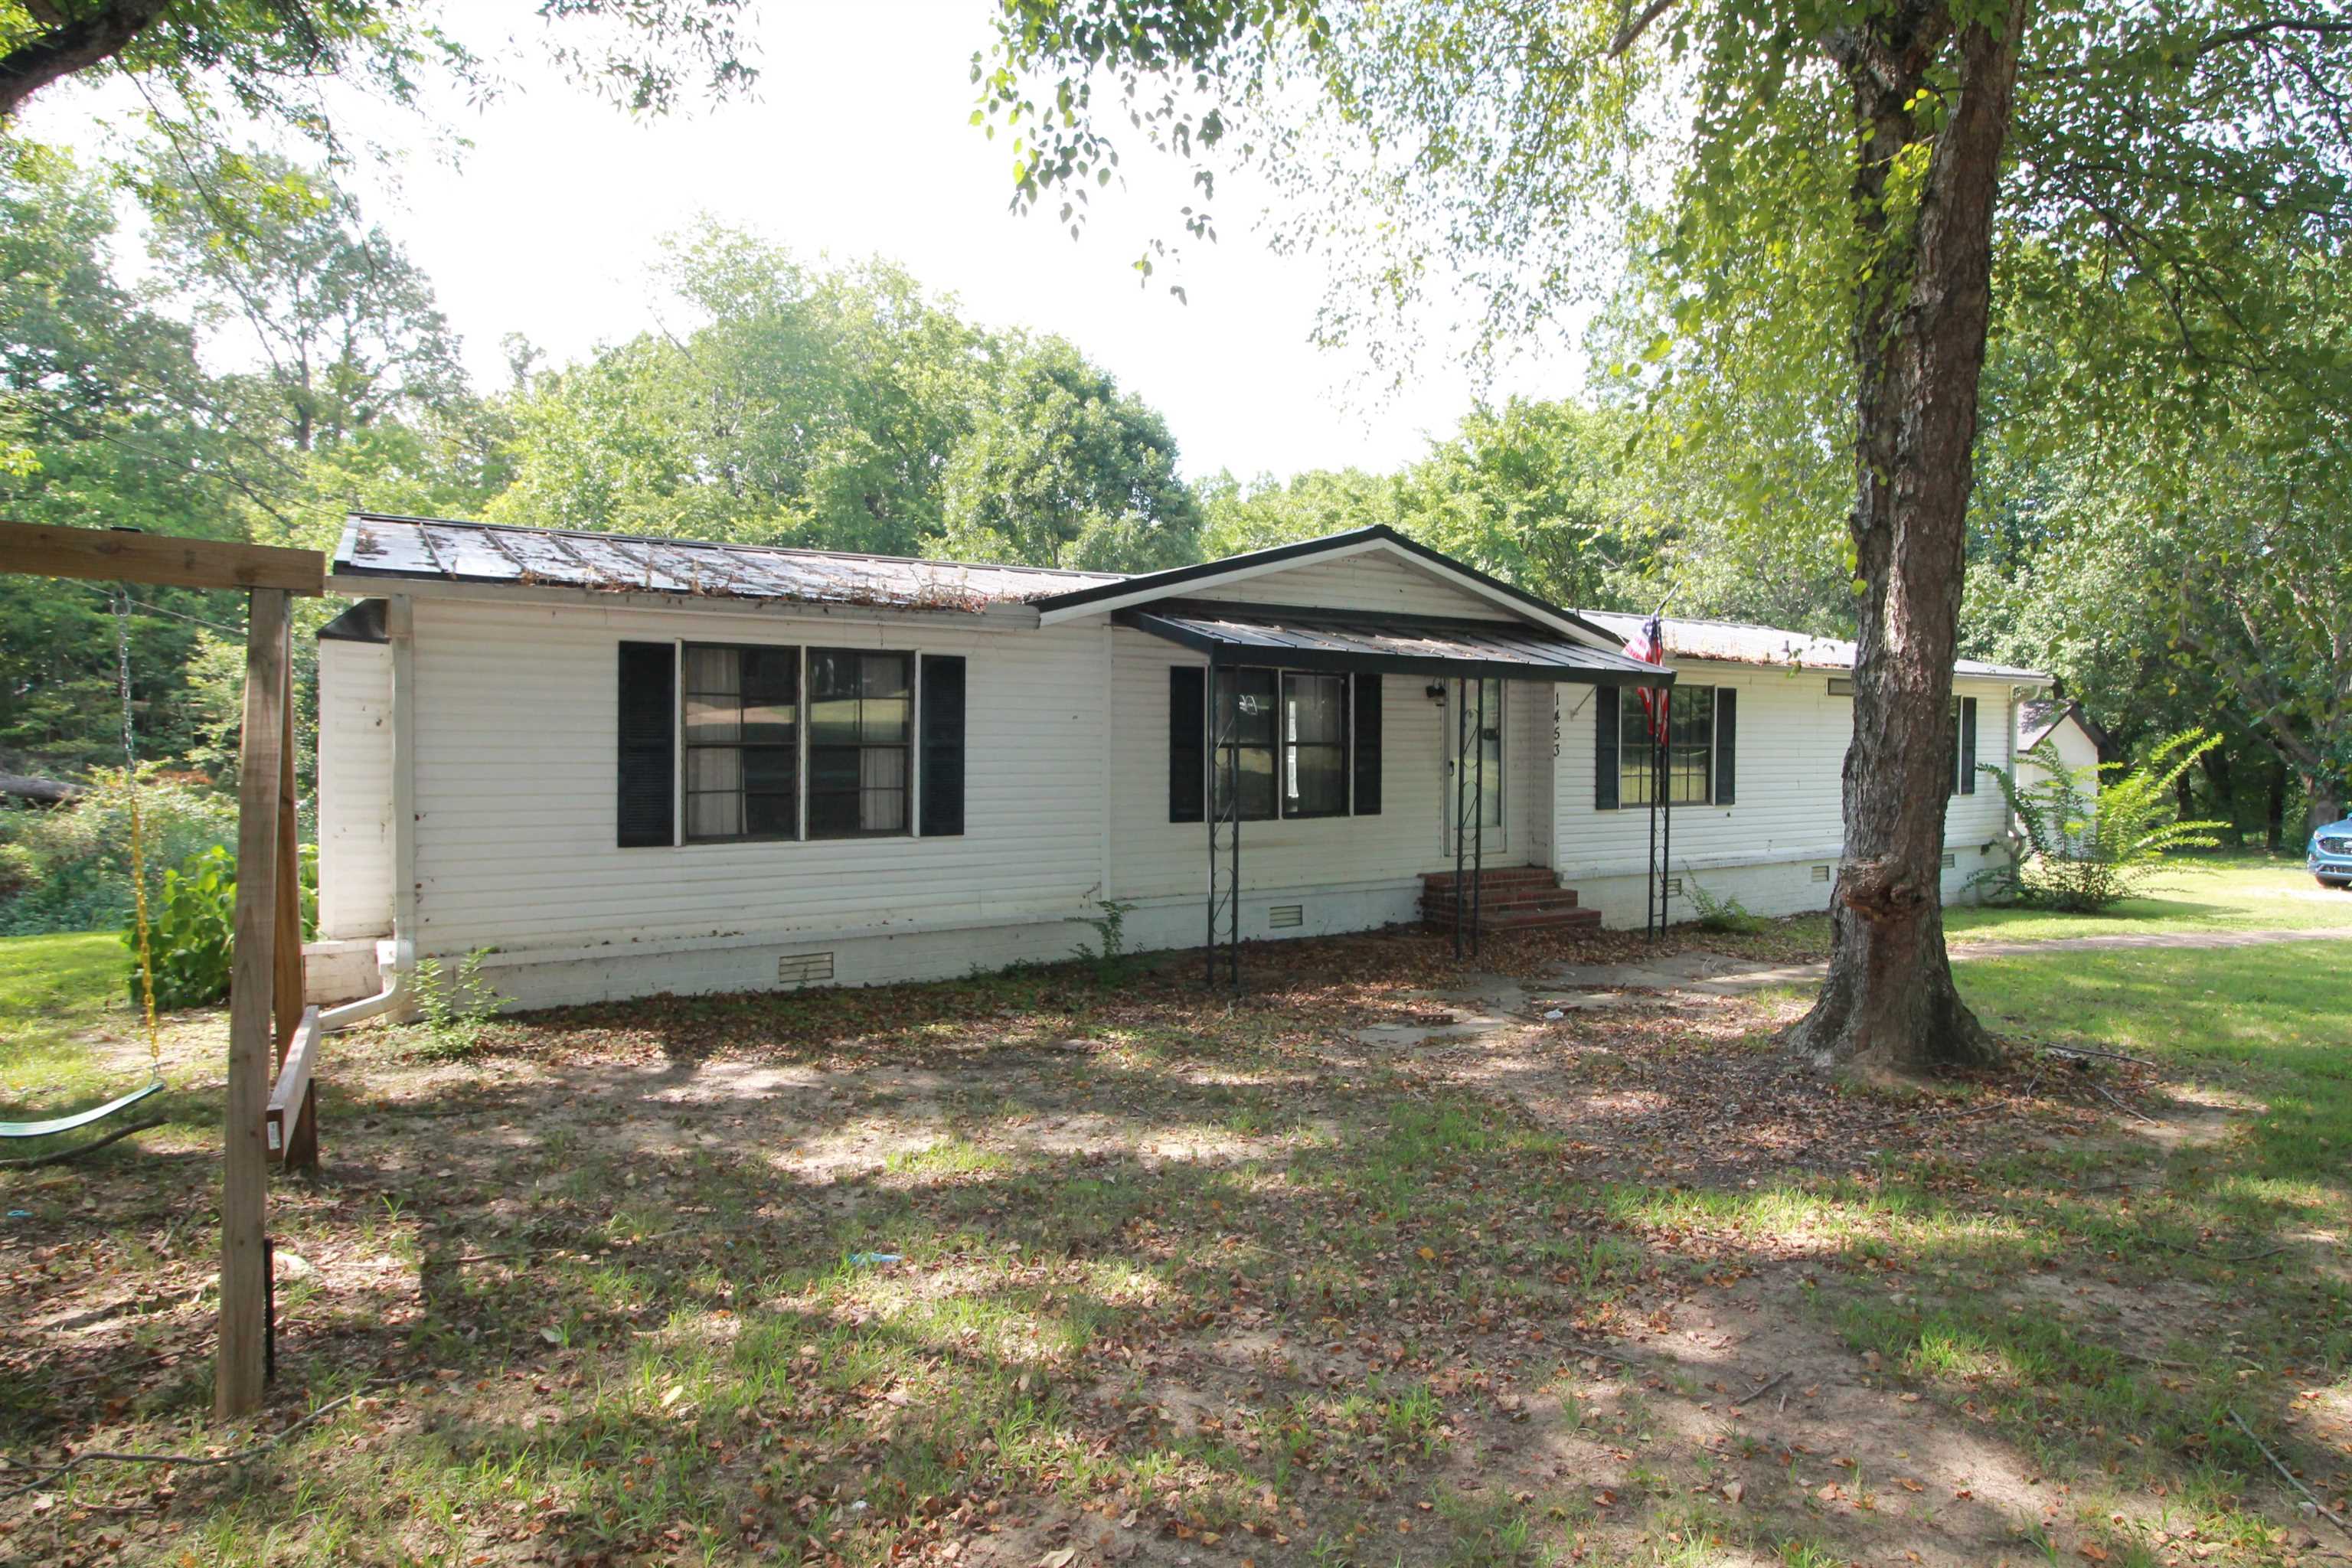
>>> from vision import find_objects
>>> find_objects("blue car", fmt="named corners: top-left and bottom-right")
top-left (2311, 818), bottom-right (2352, 887)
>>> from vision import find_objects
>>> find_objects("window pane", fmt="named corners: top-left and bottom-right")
top-left (684, 693), bottom-right (737, 746)
top-left (684, 645), bottom-right (741, 746)
top-left (1283, 674), bottom-right (1345, 745)
top-left (745, 791), bottom-right (796, 837)
top-left (1217, 668), bottom-right (1278, 747)
top-left (860, 746), bottom-right (907, 831)
top-left (1214, 744), bottom-right (1278, 822)
top-left (809, 745), bottom-right (859, 794)
top-left (688, 746), bottom-right (741, 793)
top-left (684, 645), bottom-right (739, 697)
top-left (861, 655), bottom-right (911, 743)
top-left (687, 794), bottom-right (741, 838)
top-left (1289, 743), bottom-right (1347, 816)
top-left (808, 651), bottom-right (861, 745)
top-left (807, 787), bottom-right (859, 837)
top-left (741, 648), bottom-right (799, 744)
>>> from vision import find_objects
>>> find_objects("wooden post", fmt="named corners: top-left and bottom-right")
top-left (217, 587), bottom-right (288, 1420)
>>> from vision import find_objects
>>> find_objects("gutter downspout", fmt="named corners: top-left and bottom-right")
top-left (322, 593), bottom-right (417, 1030)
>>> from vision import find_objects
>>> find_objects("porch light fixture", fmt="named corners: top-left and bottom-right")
top-left (1426, 682), bottom-right (1448, 705)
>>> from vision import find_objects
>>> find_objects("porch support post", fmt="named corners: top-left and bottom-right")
top-left (1452, 679), bottom-right (1467, 961)
top-left (1472, 678), bottom-right (1486, 959)
top-left (1227, 695), bottom-right (1240, 992)
top-left (1659, 682), bottom-right (1673, 937)
top-left (1204, 657), bottom-right (1216, 991)
top-left (1646, 698), bottom-right (1660, 941)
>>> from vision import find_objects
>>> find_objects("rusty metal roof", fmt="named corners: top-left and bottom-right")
top-left (1575, 610), bottom-right (2046, 681)
top-left (1116, 603), bottom-right (1674, 686)
top-left (332, 513), bottom-right (1123, 612)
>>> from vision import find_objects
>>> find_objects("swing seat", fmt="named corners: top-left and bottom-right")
top-left (0, 1080), bottom-right (165, 1140)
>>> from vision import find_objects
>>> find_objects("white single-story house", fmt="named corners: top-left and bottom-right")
top-left (2014, 698), bottom-right (2106, 800)
top-left (303, 514), bottom-right (2050, 1011)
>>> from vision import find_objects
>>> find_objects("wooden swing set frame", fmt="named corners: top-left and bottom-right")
top-left (0, 520), bottom-right (325, 1420)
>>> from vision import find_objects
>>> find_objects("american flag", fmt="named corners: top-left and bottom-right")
top-left (1625, 613), bottom-right (1668, 740)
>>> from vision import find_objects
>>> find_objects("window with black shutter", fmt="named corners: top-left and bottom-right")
top-left (617, 642), bottom-right (675, 848)
top-left (1620, 685), bottom-right (1714, 805)
top-left (1351, 672), bottom-right (1382, 815)
top-left (632, 641), bottom-right (941, 847)
top-left (1948, 696), bottom-right (1981, 795)
top-left (1171, 663), bottom-right (1383, 823)
top-left (1168, 667), bottom-right (1205, 822)
top-left (1714, 687), bottom-right (1737, 805)
top-left (1958, 696), bottom-right (1978, 795)
top-left (920, 655), bottom-right (965, 837)
top-left (1594, 686), bottom-right (1620, 811)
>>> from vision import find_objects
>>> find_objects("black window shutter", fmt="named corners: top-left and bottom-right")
top-left (1168, 666), bottom-right (1206, 823)
top-left (616, 642), bottom-right (675, 848)
top-left (920, 655), bottom-right (966, 837)
top-left (1714, 686), bottom-right (1736, 805)
top-left (1351, 671), bottom-right (1382, 815)
top-left (1595, 685), bottom-right (1621, 811)
top-left (1959, 696), bottom-right (1979, 795)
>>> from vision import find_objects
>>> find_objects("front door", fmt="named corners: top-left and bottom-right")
top-left (1441, 677), bottom-right (1504, 854)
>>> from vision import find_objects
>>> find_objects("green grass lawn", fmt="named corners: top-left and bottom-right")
top-left (0, 929), bottom-right (138, 1110)
top-left (0, 929), bottom-right (210, 1162)
top-left (1945, 850), bottom-right (2352, 942)
top-left (1707, 851), bottom-right (2350, 960)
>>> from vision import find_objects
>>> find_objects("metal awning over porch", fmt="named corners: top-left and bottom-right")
top-left (1112, 600), bottom-right (1677, 687)
top-left (1117, 599), bottom-right (1681, 991)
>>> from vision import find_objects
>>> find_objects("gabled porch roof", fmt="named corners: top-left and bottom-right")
top-left (1116, 600), bottom-right (1674, 686)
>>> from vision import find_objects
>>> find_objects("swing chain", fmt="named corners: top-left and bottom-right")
top-left (116, 590), bottom-right (162, 1080)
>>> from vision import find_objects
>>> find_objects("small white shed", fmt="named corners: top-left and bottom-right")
top-left (2014, 699), bottom-right (2105, 800)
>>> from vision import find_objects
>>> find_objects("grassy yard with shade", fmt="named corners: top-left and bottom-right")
top-left (0, 874), bottom-right (2345, 1568)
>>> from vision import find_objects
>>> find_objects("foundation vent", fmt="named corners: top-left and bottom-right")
top-left (777, 951), bottom-right (835, 987)
top-left (1811, 864), bottom-right (1833, 884)
top-left (1662, 877), bottom-right (1684, 897)
top-left (1940, 851), bottom-right (1958, 869)
top-left (1267, 904), bottom-right (1304, 929)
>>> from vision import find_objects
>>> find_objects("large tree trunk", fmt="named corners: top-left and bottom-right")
top-left (1787, 0), bottom-right (2026, 1076)
top-left (2307, 774), bottom-right (2346, 835)
top-left (2198, 747), bottom-right (2240, 845)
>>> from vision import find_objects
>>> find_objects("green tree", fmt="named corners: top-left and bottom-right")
top-left (0, 2), bottom-right (756, 132)
top-left (0, 143), bottom-right (234, 773)
top-left (492, 234), bottom-right (990, 555)
top-left (1197, 466), bottom-right (1401, 557)
top-left (939, 334), bottom-right (1201, 571)
top-left (1393, 399), bottom-right (1649, 612)
top-left (494, 227), bottom-right (1207, 570)
top-left (145, 147), bottom-right (469, 456)
top-left (979, 0), bottom-right (2352, 1073)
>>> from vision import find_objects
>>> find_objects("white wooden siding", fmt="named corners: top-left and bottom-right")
top-left (1552, 665), bottom-right (2020, 923)
top-left (403, 598), bottom-right (1107, 956)
top-left (1187, 550), bottom-right (1513, 616)
top-left (315, 639), bottom-right (395, 941)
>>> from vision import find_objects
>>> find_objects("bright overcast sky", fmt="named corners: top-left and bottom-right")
top-left (26, 1), bottom-right (1586, 483)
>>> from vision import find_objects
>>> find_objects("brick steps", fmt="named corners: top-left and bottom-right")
top-left (1419, 867), bottom-right (1601, 933)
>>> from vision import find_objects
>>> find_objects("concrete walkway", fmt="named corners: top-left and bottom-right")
top-left (1542, 925), bottom-right (2352, 1000)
